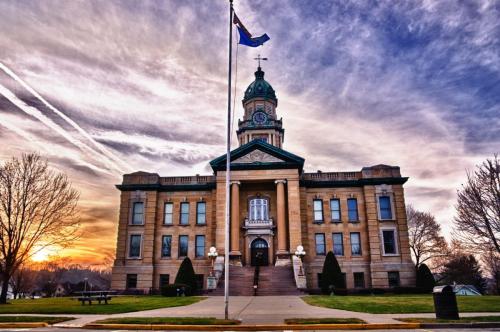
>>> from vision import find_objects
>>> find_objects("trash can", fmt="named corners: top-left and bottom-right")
top-left (433, 285), bottom-right (459, 320)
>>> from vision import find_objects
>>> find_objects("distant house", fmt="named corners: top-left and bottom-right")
top-left (453, 284), bottom-right (481, 296)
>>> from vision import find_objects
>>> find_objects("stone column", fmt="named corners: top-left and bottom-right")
top-left (275, 179), bottom-right (289, 265)
top-left (230, 181), bottom-right (242, 259)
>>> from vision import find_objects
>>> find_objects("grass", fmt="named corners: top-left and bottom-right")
top-left (0, 316), bottom-right (74, 324)
top-left (94, 317), bottom-right (241, 325)
top-left (303, 295), bottom-right (500, 314)
top-left (0, 296), bottom-right (203, 314)
top-left (285, 318), bottom-right (366, 325)
top-left (397, 316), bottom-right (500, 323)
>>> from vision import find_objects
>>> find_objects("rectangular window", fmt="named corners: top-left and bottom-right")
top-left (315, 233), bottom-right (326, 255)
top-left (126, 274), bottom-right (137, 289)
top-left (180, 202), bottom-right (190, 225)
top-left (195, 235), bottom-right (205, 258)
top-left (313, 199), bottom-right (324, 222)
top-left (179, 235), bottom-right (188, 257)
top-left (161, 235), bottom-right (172, 257)
top-left (129, 234), bottom-right (142, 258)
top-left (196, 202), bottom-right (206, 225)
top-left (132, 202), bottom-right (144, 225)
top-left (164, 202), bottom-right (173, 225)
top-left (354, 272), bottom-right (365, 288)
top-left (382, 230), bottom-right (397, 255)
top-left (388, 271), bottom-right (400, 287)
top-left (347, 198), bottom-right (358, 222)
top-left (330, 199), bottom-right (341, 222)
top-left (332, 233), bottom-right (344, 256)
top-left (350, 232), bottom-right (362, 256)
top-left (379, 196), bottom-right (393, 219)
top-left (159, 274), bottom-right (169, 288)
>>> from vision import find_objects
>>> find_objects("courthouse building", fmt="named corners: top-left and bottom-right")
top-left (111, 66), bottom-right (416, 293)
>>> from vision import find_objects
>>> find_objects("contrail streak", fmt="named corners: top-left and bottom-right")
top-left (0, 114), bottom-right (110, 174)
top-left (0, 62), bottom-right (129, 173)
top-left (0, 83), bottom-right (120, 175)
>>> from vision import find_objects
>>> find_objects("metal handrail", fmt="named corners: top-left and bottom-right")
top-left (253, 265), bottom-right (260, 296)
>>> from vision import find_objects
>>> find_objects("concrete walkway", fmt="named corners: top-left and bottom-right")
top-left (4, 296), bottom-right (500, 327)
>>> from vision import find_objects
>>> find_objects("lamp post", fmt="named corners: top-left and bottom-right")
top-left (84, 277), bottom-right (88, 292)
top-left (294, 245), bottom-right (306, 276)
top-left (208, 246), bottom-right (218, 276)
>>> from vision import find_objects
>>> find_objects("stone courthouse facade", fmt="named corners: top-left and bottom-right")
top-left (111, 66), bottom-right (415, 293)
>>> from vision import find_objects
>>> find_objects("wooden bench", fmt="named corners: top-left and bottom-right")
top-left (75, 291), bottom-right (115, 305)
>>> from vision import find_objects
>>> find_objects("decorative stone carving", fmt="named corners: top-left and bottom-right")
top-left (233, 149), bottom-right (283, 164)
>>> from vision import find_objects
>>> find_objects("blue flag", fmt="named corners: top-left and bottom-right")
top-left (233, 13), bottom-right (270, 48)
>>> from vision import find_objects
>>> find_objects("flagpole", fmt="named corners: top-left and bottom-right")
top-left (224, 0), bottom-right (233, 321)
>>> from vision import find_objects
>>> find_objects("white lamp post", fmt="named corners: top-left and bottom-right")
top-left (208, 246), bottom-right (218, 276)
top-left (294, 245), bottom-right (306, 276)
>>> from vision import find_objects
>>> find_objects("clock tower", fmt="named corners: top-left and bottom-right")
top-left (236, 66), bottom-right (284, 148)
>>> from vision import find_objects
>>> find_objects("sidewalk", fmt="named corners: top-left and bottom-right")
top-left (4, 295), bottom-right (500, 327)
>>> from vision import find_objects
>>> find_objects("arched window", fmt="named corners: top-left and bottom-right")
top-left (249, 198), bottom-right (269, 221)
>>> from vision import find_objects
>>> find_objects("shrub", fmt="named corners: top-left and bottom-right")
top-left (416, 263), bottom-right (435, 293)
top-left (320, 251), bottom-right (345, 294)
top-left (161, 283), bottom-right (192, 297)
top-left (174, 257), bottom-right (197, 294)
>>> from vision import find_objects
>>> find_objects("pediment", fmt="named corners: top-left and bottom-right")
top-left (210, 140), bottom-right (304, 172)
top-left (232, 149), bottom-right (285, 164)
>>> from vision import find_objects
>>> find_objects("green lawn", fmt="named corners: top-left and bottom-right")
top-left (303, 295), bottom-right (500, 314)
top-left (398, 316), bottom-right (500, 323)
top-left (94, 317), bottom-right (240, 325)
top-left (0, 316), bottom-right (74, 324)
top-left (0, 296), bottom-right (203, 314)
top-left (285, 318), bottom-right (365, 325)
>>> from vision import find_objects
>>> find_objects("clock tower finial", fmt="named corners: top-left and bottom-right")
top-left (236, 63), bottom-right (284, 148)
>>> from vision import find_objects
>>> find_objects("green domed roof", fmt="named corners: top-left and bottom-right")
top-left (243, 67), bottom-right (277, 103)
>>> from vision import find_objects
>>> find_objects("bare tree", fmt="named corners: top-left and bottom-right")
top-left (9, 264), bottom-right (36, 299)
top-left (407, 205), bottom-right (448, 268)
top-left (454, 155), bottom-right (500, 254)
top-left (482, 246), bottom-right (500, 294)
top-left (0, 153), bottom-right (79, 304)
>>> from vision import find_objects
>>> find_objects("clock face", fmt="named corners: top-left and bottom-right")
top-left (252, 111), bottom-right (267, 125)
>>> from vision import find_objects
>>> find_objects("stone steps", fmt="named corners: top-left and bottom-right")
top-left (209, 265), bottom-right (301, 296)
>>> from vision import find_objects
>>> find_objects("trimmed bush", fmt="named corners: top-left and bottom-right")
top-left (416, 263), bottom-right (435, 293)
top-left (161, 283), bottom-right (192, 297)
top-left (174, 257), bottom-right (197, 294)
top-left (320, 251), bottom-right (345, 294)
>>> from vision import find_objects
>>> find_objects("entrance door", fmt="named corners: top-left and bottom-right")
top-left (251, 238), bottom-right (269, 266)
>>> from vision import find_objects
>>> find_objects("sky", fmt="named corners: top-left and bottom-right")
top-left (0, 0), bottom-right (499, 266)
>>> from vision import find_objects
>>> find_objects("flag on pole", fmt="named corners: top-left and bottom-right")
top-left (233, 13), bottom-right (270, 47)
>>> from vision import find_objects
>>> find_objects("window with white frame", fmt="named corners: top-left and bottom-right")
top-left (313, 199), bottom-right (324, 223)
top-left (180, 202), bottom-right (190, 225)
top-left (164, 202), bottom-right (173, 225)
top-left (381, 229), bottom-right (398, 255)
top-left (350, 232), bottom-right (362, 256)
top-left (378, 196), bottom-right (393, 220)
top-left (196, 202), bottom-right (206, 224)
top-left (249, 198), bottom-right (269, 221)
top-left (330, 199), bottom-right (341, 222)
top-left (332, 233), bottom-right (344, 256)
top-left (347, 198), bottom-right (358, 222)
top-left (128, 234), bottom-right (142, 258)
top-left (315, 233), bottom-right (326, 255)
top-left (132, 202), bottom-right (144, 225)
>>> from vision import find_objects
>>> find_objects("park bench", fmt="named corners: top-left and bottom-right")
top-left (74, 290), bottom-right (115, 305)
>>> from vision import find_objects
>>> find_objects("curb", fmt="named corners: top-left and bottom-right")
top-left (0, 322), bottom-right (49, 328)
top-left (421, 322), bottom-right (500, 329)
top-left (84, 323), bottom-right (421, 330)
